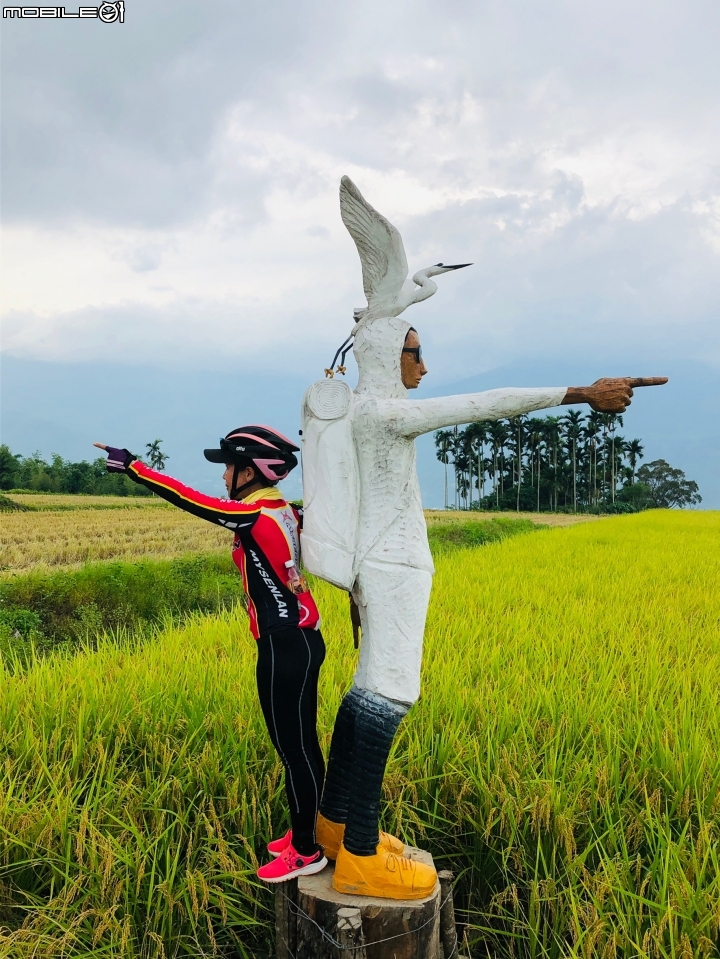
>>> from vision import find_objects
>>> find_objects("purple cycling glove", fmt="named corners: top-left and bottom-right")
top-left (104, 447), bottom-right (134, 473)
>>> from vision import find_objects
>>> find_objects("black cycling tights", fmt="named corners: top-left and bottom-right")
top-left (255, 628), bottom-right (326, 856)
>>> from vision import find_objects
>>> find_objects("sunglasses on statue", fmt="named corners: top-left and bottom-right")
top-left (402, 345), bottom-right (423, 363)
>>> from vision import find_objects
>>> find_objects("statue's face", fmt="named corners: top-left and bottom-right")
top-left (401, 329), bottom-right (428, 389)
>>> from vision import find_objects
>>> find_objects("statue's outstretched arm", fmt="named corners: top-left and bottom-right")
top-left (385, 375), bottom-right (668, 437)
top-left (386, 387), bottom-right (568, 438)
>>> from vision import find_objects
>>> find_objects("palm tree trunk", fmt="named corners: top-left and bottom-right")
top-left (516, 423), bottom-right (522, 513)
top-left (494, 449), bottom-right (499, 507)
top-left (573, 441), bottom-right (577, 513)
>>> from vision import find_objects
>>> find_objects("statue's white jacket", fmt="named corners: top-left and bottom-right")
top-left (351, 317), bottom-right (567, 576)
top-left (302, 315), bottom-right (567, 703)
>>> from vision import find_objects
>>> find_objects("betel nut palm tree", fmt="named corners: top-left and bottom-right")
top-left (145, 439), bottom-right (168, 472)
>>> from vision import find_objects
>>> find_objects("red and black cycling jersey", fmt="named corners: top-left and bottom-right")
top-left (126, 461), bottom-right (321, 640)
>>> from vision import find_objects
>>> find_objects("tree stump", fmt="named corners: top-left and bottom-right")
top-left (294, 847), bottom-right (441, 959)
top-left (336, 905), bottom-right (367, 958)
top-left (274, 877), bottom-right (298, 959)
top-left (438, 870), bottom-right (458, 959)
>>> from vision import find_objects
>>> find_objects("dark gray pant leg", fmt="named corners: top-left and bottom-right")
top-left (319, 686), bottom-right (363, 824)
top-left (342, 687), bottom-right (409, 857)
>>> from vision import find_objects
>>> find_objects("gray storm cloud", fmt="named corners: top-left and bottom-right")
top-left (1, 0), bottom-right (719, 375)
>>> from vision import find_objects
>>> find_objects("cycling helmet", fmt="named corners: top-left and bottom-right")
top-left (204, 425), bottom-right (300, 498)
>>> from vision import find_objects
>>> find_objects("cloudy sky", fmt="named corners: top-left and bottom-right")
top-left (2, 0), bottom-right (719, 502)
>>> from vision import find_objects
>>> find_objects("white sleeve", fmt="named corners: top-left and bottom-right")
top-left (383, 387), bottom-right (569, 438)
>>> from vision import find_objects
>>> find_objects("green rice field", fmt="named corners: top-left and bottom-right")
top-left (1, 510), bottom-right (719, 957)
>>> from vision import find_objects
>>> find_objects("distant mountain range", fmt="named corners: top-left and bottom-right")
top-left (3, 355), bottom-right (718, 508)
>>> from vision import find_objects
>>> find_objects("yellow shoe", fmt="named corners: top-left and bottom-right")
top-left (316, 812), bottom-right (345, 860)
top-left (316, 813), bottom-right (404, 861)
top-left (332, 843), bottom-right (437, 900)
top-left (378, 831), bottom-right (404, 856)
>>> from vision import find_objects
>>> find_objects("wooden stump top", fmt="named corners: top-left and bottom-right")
top-left (294, 847), bottom-right (441, 959)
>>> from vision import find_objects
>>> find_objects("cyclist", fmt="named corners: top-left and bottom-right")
top-left (94, 426), bottom-right (329, 883)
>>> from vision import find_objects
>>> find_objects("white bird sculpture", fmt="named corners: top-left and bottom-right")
top-left (339, 175), bottom-right (471, 332)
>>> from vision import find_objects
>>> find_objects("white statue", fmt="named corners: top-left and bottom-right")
top-left (302, 176), bottom-right (666, 901)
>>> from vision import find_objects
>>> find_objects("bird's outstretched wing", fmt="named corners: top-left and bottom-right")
top-left (340, 176), bottom-right (408, 306)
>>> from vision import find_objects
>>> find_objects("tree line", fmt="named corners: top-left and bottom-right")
top-left (0, 440), bottom-right (169, 496)
top-left (434, 412), bottom-right (701, 512)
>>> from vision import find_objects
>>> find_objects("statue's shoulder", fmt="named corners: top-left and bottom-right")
top-left (350, 391), bottom-right (385, 424)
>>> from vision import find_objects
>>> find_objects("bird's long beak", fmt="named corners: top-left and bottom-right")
top-left (441, 263), bottom-right (473, 270)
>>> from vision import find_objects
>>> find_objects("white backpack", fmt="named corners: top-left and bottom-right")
top-left (300, 379), bottom-right (359, 591)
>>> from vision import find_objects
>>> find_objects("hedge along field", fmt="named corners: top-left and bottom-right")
top-left (0, 555), bottom-right (245, 659)
top-left (0, 511), bottom-right (719, 957)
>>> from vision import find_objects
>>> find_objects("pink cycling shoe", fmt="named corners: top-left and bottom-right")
top-left (267, 829), bottom-right (293, 858)
top-left (257, 842), bottom-right (327, 884)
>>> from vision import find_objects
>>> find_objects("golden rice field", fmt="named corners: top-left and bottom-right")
top-left (0, 510), bottom-right (718, 957)
top-left (0, 506), bottom-right (233, 574)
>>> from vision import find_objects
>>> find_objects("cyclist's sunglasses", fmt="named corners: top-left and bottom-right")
top-left (402, 345), bottom-right (423, 363)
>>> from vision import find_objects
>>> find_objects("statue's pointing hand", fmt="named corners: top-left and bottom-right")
top-left (563, 377), bottom-right (668, 414)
